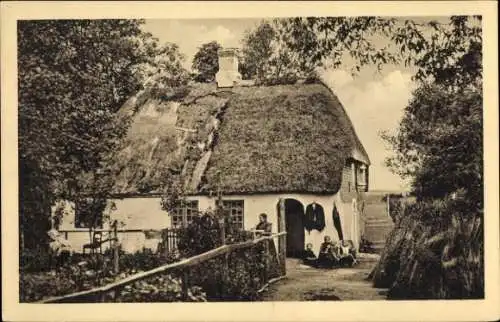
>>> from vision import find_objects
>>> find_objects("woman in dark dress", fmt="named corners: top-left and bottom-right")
top-left (255, 213), bottom-right (272, 236)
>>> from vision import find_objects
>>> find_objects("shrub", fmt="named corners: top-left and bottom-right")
top-left (20, 247), bottom-right (52, 272)
top-left (20, 248), bottom-right (180, 302)
top-left (177, 213), bottom-right (222, 257)
top-left (174, 210), bottom-right (279, 301)
top-left (115, 248), bottom-right (177, 272)
top-left (186, 241), bottom-right (278, 301)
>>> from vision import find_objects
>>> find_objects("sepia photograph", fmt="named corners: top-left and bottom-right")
top-left (1, 1), bottom-right (499, 321)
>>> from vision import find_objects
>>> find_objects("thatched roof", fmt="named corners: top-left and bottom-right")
top-left (110, 81), bottom-right (370, 195)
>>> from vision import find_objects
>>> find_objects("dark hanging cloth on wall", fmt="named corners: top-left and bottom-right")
top-left (332, 205), bottom-right (344, 240)
top-left (305, 203), bottom-right (326, 232)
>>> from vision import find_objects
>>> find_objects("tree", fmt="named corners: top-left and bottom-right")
top-left (381, 16), bottom-right (483, 205)
top-left (18, 20), bottom-right (188, 250)
top-left (134, 41), bottom-right (190, 98)
top-left (239, 22), bottom-right (276, 80)
top-left (191, 41), bottom-right (221, 82)
top-left (240, 16), bottom-right (481, 87)
top-left (240, 17), bottom-right (401, 84)
top-left (383, 85), bottom-right (482, 206)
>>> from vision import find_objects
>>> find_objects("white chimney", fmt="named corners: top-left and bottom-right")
top-left (216, 48), bottom-right (242, 88)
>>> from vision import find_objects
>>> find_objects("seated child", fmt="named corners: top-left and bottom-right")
top-left (317, 236), bottom-right (340, 268)
top-left (338, 240), bottom-right (357, 267)
top-left (301, 243), bottom-right (317, 266)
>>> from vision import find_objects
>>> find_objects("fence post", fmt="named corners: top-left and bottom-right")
top-left (98, 291), bottom-right (106, 303)
top-left (263, 239), bottom-right (269, 284)
top-left (182, 270), bottom-right (190, 301)
top-left (219, 216), bottom-right (228, 298)
top-left (278, 198), bottom-right (286, 276)
top-left (387, 194), bottom-right (390, 218)
top-left (113, 221), bottom-right (119, 274)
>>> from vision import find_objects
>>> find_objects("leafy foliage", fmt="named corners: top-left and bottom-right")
top-left (20, 248), bottom-right (181, 302)
top-left (177, 212), bottom-right (223, 257)
top-left (170, 209), bottom-right (278, 301)
top-left (382, 85), bottom-right (483, 205)
top-left (192, 41), bottom-right (222, 82)
top-left (381, 16), bottom-right (483, 205)
top-left (240, 16), bottom-right (482, 87)
top-left (403, 16), bottom-right (482, 88)
top-left (240, 17), bottom-right (399, 83)
top-left (239, 22), bottom-right (277, 81)
top-left (137, 41), bottom-right (190, 99)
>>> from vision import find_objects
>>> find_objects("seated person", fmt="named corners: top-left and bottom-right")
top-left (317, 236), bottom-right (340, 268)
top-left (338, 240), bottom-right (358, 267)
top-left (301, 243), bottom-right (317, 266)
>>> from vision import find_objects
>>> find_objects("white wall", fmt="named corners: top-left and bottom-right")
top-left (54, 193), bottom-right (362, 255)
top-left (54, 197), bottom-right (170, 253)
top-left (184, 193), bottom-right (360, 256)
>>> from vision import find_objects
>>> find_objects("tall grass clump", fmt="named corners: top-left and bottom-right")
top-left (371, 195), bottom-right (483, 299)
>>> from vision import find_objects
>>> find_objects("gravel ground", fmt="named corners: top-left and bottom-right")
top-left (259, 257), bottom-right (388, 301)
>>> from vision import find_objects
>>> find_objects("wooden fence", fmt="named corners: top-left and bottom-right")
top-left (38, 231), bottom-right (287, 303)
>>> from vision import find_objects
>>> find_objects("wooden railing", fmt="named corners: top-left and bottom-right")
top-left (38, 231), bottom-right (287, 303)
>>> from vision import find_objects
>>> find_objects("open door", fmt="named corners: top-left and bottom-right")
top-left (277, 198), bottom-right (305, 258)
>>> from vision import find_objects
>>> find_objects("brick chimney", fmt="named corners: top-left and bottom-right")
top-left (216, 48), bottom-right (242, 88)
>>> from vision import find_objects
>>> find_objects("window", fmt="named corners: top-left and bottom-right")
top-left (222, 200), bottom-right (244, 230)
top-left (171, 200), bottom-right (199, 228)
top-left (74, 199), bottom-right (104, 229)
top-left (358, 165), bottom-right (367, 185)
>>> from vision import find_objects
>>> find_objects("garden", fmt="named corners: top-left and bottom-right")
top-left (20, 212), bottom-right (282, 303)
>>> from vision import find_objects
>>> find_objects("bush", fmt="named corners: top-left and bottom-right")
top-left (177, 213), bottom-right (222, 257)
top-left (114, 248), bottom-right (177, 272)
top-left (20, 247), bottom-right (52, 272)
top-left (174, 211), bottom-right (279, 301)
top-left (186, 241), bottom-right (278, 301)
top-left (371, 196), bottom-right (484, 299)
top-left (20, 248), bottom-right (179, 302)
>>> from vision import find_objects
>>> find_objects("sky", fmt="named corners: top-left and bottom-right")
top-left (141, 18), bottom-right (425, 192)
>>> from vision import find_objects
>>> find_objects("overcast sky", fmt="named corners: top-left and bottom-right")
top-left (141, 18), bottom-right (429, 192)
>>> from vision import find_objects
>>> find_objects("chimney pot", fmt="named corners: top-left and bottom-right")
top-left (216, 48), bottom-right (242, 88)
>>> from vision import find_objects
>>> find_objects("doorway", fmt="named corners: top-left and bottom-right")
top-left (277, 198), bottom-right (305, 258)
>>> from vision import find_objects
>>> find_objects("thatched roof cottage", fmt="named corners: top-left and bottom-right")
top-left (55, 48), bottom-right (370, 256)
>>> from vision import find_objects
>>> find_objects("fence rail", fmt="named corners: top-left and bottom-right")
top-left (39, 231), bottom-right (286, 303)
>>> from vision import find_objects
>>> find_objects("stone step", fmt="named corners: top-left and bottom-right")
top-left (365, 218), bottom-right (393, 224)
top-left (365, 223), bottom-right (392, 228)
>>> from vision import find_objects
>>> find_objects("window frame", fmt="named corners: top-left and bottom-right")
top-left (171, 200), bottom-right (199, 228)
top-left (221, 199), bottom-right (245, 230)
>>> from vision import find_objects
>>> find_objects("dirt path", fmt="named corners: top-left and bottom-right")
top-left (259, 257), bottom-right (388, 301)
